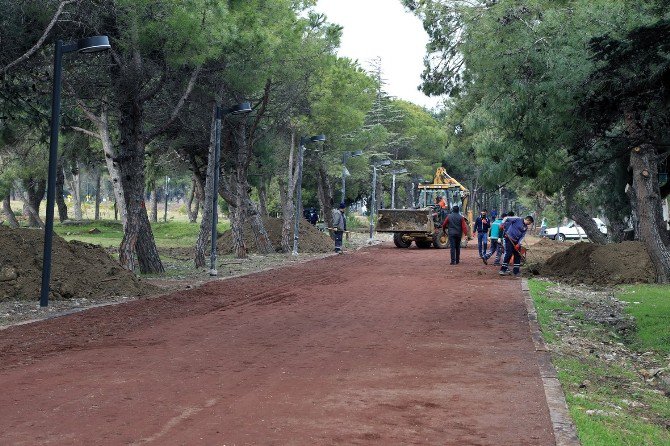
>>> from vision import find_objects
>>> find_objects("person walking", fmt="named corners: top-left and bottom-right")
top-left (499, 215), bottom-right (534, 277)
top-left (482, 213), bottom-right (505, 265)
top-left (441, 205), bottom-right (469, 265)
top-left (473, 209), bottom-right (491, 258)
top-left (331, 202), bottom-right (347, 254)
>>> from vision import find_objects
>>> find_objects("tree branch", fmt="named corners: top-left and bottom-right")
top-left (144, 65), bottom-right (202, 144)
top-left (1, 0), bottom-right (76, 74)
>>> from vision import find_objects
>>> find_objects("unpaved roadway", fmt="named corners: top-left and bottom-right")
top-left (0, 244), bottom-right (554, 445)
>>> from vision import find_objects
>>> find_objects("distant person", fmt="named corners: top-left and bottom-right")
top-left (482, 213), bottom-right (505, 265)
top-left (331, 202), bottom-right (347, 254)
top-left (441, 205), bottom-right (469, 265)
top-left (307, 207), bottom-right (318, 225)
top-left (473, 209), bottom-right (491, 258)
top-left (499, 215), bottom-right (534, 277)
top-left (438, 195), bottom-right (448, 209)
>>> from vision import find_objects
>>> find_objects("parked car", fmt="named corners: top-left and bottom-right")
top-left (542, 218), bottom-right (607, 242)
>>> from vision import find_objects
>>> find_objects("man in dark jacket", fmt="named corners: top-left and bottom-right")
top-left (473, 209), bottom-right (491, 258)
top-left (499, 215), bottom-right (534, 277)
top-left (441, 205), bottom-right (469, 265)
top-left (331, 202), bottom-right (347, 254)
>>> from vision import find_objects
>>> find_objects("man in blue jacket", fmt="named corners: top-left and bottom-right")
top-left (499, 215), bottom-right (534, 277)
top-left (473, 209), bottom-right (491, 258)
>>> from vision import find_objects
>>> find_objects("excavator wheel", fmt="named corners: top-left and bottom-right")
top-left (432, 232), bottom-right (449, 249)
top-left (393, 232), bottom-right (412, 248)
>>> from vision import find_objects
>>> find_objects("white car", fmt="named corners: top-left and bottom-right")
top-left (543, 218), bottom-right (608, 242)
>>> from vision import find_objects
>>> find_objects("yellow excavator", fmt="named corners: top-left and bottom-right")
top-left (376, 168), bottom-right (471, 248)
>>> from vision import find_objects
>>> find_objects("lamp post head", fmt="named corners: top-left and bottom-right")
top-left (227, 102), bottom-right (252, 115)
top-left (310, 134), bottom-right (326, 143)
top-left (75, 36), bottom-right (111, 53)
top-left (352, 150), bottom-right (363, 157)
top-left (378, 159), bottom-right (391, 167)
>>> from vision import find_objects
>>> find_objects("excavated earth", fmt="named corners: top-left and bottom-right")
top-left (536, 240), bottom-right (655, 285)
top-left (0, 227), bottom-right (152, 301)
top-left (217, 217), bottom-right (333, 254)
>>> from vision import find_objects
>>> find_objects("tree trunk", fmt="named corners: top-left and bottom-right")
top-left (94, 167), bottom-right (101, 220)
top-left (194, 105), bottom-right (217, 268)
top-left (2, 194), bottom-right (20, 228)
top-left (564, 185), bottom-right (608, 245)
top-left (186, 177), bottom-right (197, 223)
top-left (22, 178), bottom-right (45, 228)
top-left (150, 182), bottom-right (158, 223)
top-left (278, 176), bottom-right (294, 253)
top-left (65, 162), bottom-right (83, 221)
top-left (629, 144), bottom-right (670, 282)
top-left (279, 128), bottom-right (297, 253)
top-left (258, 178), bottom-right (268, 217)
top-left (116, 96), bottom-right (164, 274)
top-left (55, 158), bottom-right (68, 222)
top-left (317, 164), bottom-right (334, 229)
top-left (99, 108), bottom-right (127, 228)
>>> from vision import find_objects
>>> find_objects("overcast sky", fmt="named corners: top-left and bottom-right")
top-left (315, 0), bottom-right (444, 110)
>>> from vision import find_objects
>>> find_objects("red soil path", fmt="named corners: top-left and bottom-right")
top-left (0, 244), bottom-right (554, 445)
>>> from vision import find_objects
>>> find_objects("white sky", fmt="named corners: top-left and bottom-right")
top-left (315, 0), bottom-right (444, 110)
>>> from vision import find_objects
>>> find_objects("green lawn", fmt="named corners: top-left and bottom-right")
top-left (529, 279), bottom-right (670, 446)
top-left (53, 219), bottom-right (230, 249)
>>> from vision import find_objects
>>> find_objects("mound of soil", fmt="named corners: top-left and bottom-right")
top-left (540, 241), bottom-right (655, 285)
top-left (0, 227), bottom-right (152, 301)
top-left (218, 217), bottom-right (333, 254)
top-left (524, 238), bottom-right (572, 275)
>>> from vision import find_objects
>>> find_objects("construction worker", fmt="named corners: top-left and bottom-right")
top-left (482, 213), bottom-right (505, 265)
top-left (332, 202), bottom-right (347, 254)
top-left (499, 215), bottom-right (534, 277)
top-left (473, 209), bottom-right (491, 258)
top-left (441, 205), bottom-right (469, 265)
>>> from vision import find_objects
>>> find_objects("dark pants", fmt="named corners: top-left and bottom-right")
top-left (477, 232), bottom-right (488, 257)
top-left (500, 238), bottom-right (521, 275)
top-left (334, 230), bottom-right (343, 252)
top-left (449, 235), bottom-right (461, 264)
top-left (484, 238), bottom-right (502, 264)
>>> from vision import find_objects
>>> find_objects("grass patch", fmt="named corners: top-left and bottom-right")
top-left (617, 284), bottom-right (670, 354)
top-left (528, 279), bottom-right (670, 446)
top-left (53, 219), bottom-right (231, 249)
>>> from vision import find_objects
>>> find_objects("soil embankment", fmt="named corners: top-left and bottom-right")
top-left (217, 217), bottom-right (332, 254)
top-left (0, 227), bottom-right (152, 301)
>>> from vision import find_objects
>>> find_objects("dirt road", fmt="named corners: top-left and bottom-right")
top-left (0, 244), bottom-right (554, 445)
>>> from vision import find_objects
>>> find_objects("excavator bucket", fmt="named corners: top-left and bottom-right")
top-left (376, 209), bottom-right (433, 233)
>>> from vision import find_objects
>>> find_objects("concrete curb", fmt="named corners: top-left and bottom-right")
top-left (521, 279), bottom-right (581, 446)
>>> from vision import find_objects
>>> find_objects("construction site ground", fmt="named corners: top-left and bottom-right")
top-left (0, 243), bottom-right (558, 445)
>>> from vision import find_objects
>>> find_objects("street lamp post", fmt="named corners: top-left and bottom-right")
top-left (209, 102), bottom-right (252, 276)
top-left (368, 159), bottom-right (391, 242)
top-left (40, 36), bottom-right (111, 308)
top-left (341, 150), bottom-right (363, 203)
top-left (390, 168), bottom-right (407, 209)
top-left (292, 134), bottom-right (326, 256)
top-left (163, 175), bottom-right (170, 222)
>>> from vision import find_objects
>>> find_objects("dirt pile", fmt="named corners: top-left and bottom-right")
top-left (524, 238), bottom-right (572, 274)
top-left (539, 241), bottom-right (655, 285)
top-left (0, 227), bottom-right (152, 301)
top-left (218, 217), bottom-right (333, 254)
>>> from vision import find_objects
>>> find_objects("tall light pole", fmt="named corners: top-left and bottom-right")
top-left (210, 102), bottom-right (252, 276)
top-left (368, 159), bottom-right (391, 242)
top-left (292, 134), bottom-right (326, 256)
top-left (390, 168), bottom-right (407, 209)
top-left (40, 36), bottom-right (111, 308)
top-left (341, 150), bottom-right (363, 203)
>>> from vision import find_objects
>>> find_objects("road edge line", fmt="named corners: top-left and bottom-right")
top-left (521, 278), bottom-right (581, 446)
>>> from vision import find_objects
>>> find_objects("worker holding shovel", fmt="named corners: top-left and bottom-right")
top-left (499, 215), bottom-right (534, 277)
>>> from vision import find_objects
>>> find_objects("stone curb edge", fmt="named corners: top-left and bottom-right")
top-left (521, 279), bottom-right (581, 446)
